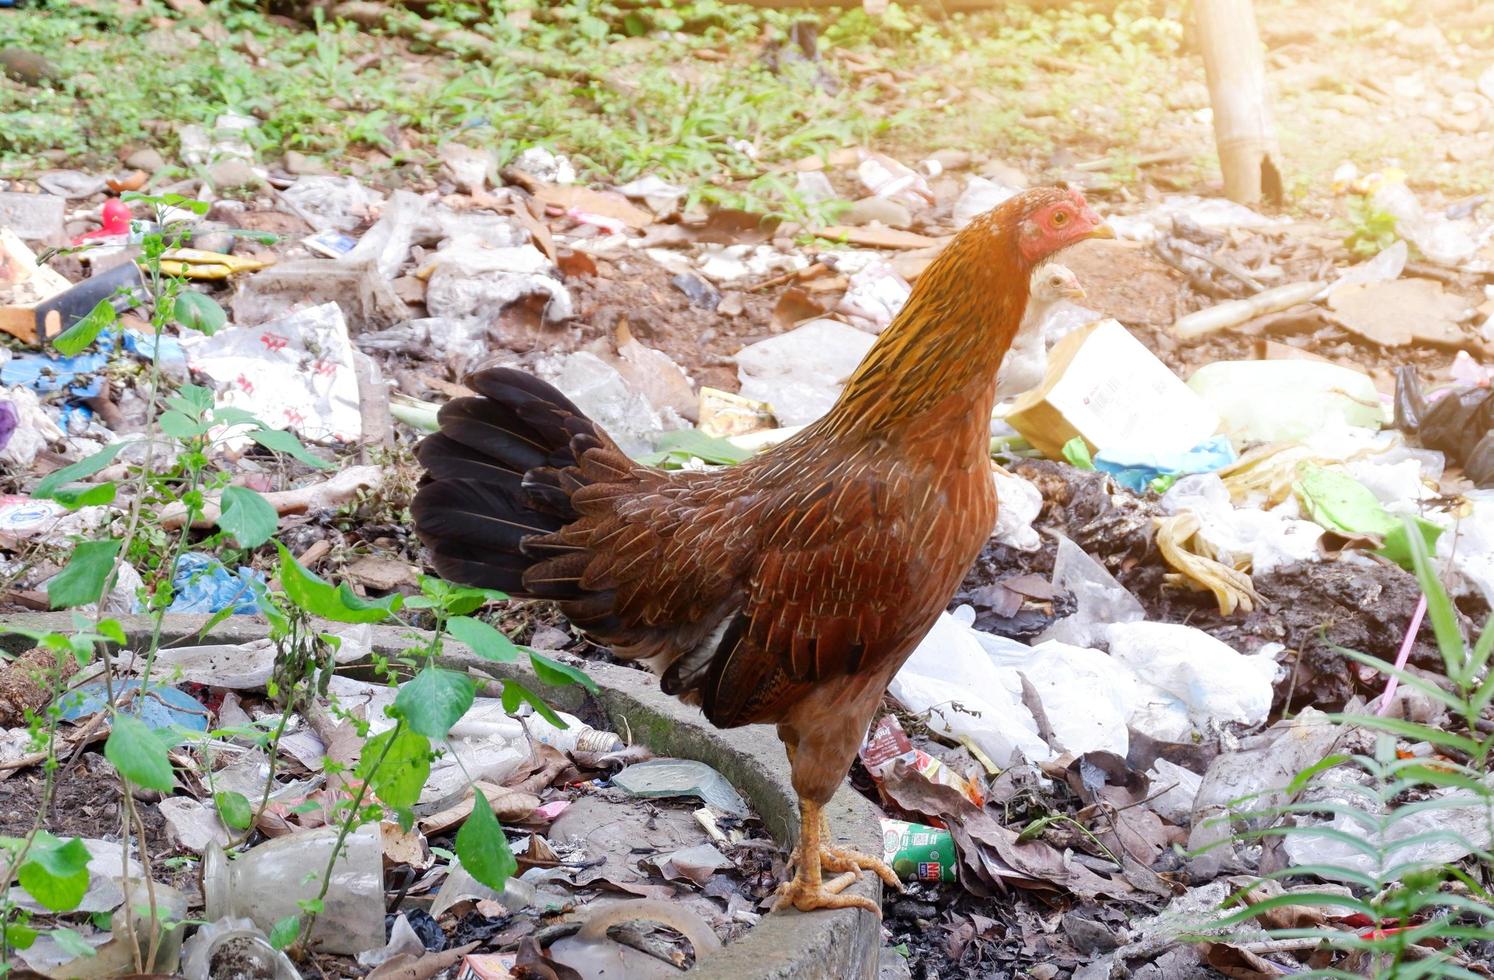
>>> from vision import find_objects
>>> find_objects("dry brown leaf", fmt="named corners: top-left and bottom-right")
top-left (793, 147), bottom-right (861, 172)
top-left (691, 208), bottom-right (781, 245)
top-left (556, 248), bottom-right (597, 278)
top-left (815, 225), bottom-right (946, 250)
top-left (368, 942), bottom-right (480, 980)
top-left (531, 184), bottom-right (653, 229)
top-left (771, 286), bottom-right (827, 332)
top-left (880, 761), bottom-right (1133, 901)
top-left (381, 819), bottom-right (432, 869)
top-left (418, 780), bottom-right (540, 836)
top-left (507, 198), bottom-right (558, 263)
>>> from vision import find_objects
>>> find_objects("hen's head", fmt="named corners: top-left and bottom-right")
top-left (968, 186), bottom-right (1112, 267)
top-left (1032, 263), bottom-right (1086, 304)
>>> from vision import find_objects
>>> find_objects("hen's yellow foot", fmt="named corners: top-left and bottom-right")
top-left (775, 798), bottom-right (891, 917)
top-left (774, 870), bottom-right (880, 915)
top-left (822, 842), bottom-right (901, 890)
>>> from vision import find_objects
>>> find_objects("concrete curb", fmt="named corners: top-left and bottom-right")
top-left (0, 613), bottom-right (884, 979)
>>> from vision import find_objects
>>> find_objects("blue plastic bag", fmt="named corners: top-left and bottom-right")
top-left (169, 552), bottom-right (265, 614)
top-left (1095, 434), bottom-right (1237, 493)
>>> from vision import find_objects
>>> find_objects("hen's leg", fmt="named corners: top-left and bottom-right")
top-left (821, 813), bottom-right (901, 889)
top-left (774, 799), bottom-right (883, 916)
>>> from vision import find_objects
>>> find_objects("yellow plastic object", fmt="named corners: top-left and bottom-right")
top-left (1154, 512), bottom-right (1261, 616)
top-left (158, 248), bottom-right (275, 279)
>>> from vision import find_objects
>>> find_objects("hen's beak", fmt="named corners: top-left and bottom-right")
top-left (1087, 222), bottom-right (1116, 240)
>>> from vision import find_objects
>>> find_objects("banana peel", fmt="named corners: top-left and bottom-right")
top-left (1155, 512), bottom-right (1262, 616)
top-left (158, 248), bottom-right (275, 280)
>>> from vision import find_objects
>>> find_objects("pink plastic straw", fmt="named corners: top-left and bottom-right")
top-left (1378, 594), bottom-right (1428, 716)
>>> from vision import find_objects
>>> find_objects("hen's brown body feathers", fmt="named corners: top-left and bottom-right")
top-left (414, 187), bottom-right (1110, 914)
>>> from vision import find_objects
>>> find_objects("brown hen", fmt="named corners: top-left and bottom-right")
top-left (412, 186), bottom-right (1111, 916)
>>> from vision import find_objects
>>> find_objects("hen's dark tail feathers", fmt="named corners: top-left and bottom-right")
top-left (411, 368), bottom-right (606, 599)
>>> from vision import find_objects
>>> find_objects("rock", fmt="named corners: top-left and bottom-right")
top-left (0, 192), bottom-right (66, 243)
top-left (925, 148), bottom-right (972, 172)
top-left (283, 150), bottom-right (328, 175)
top-left (0, 48), bottom-right (60, 86)
top-left (208, 159), bottom-right (261, 191)
top-left (1395, 23), bottom-right (1448, 53)
top-left (1062, 912), bottom-right (1123, 954)
top-left (979, 160), bottom-right (1028, 187)
top-left (841, 196), bottom-right (913, 228)
top-left (124, 148), bottom-right (167, 173)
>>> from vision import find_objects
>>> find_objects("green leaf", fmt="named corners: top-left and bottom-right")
top-left (169, 384), bottom-right (215, 417)
top-left (47, 539), bottom-right (122, 609)
top-left (3, 919), bottom-right (38, 951)
top-left (276, 543), bottom-right (398, 624)
top-left (639, 429), bottom-right (752, 467)
top-left (17, 833), bottom-right (90, 912)
top-left (104, 714), bottom-right (175, 792)
top-left (251, 428), bottom-right (333, 470)
top-left (268, 915), bottom-right (300, 950)
top-left (46, 927), bottom-right (95, 959)
top-left (443, 586), bottom-right (508, 617)
top-left (446, 616), bottom-right (520, 662)
top-left (52, 299), bottom-right (116, 356)
top-left (158, 410), bottom-right (210, 439)
top-left (218, 486), bottom-right (279, 548)
top-left (1061, 437), bottom-right (1094, 470)
top-left (96, 619), bottom-right (126, 645)
top-left (456, 789), bottom-right (517, 892)
top-left (1376, 517), bottom-right (1443, 572)
top-left (51, 483), bottom-right (117, 511)
top-left (500, 678), bottom-right (566, 729)
top-left (528, 651), bottom-right (597, 692)
top-left (214, 790), bottom-right (254, 831)
top-left (394, 667), bottom-right (476, 741)
top-left (173, 290), bottom-right (227, 336)
top-left (359, 726), bottom-right (430, 810)
top-left (209, 405), bottom-right (261, 428)
top-left (32, 442), bottom-right (130, 499)
top-left (1294, 465), bottom-right (1393, 537)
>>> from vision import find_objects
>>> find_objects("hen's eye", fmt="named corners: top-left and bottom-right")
top-left (1051, 210), bottom-right (1069, 227)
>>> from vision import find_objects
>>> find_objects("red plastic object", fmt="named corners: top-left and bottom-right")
top-left (71, 198), bottom-right (132, 244)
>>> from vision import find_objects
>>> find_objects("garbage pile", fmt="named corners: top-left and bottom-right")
top-left (4, 124), bottom-right (1494, 977)
top-left (3, 624), bottom-right (768, 977)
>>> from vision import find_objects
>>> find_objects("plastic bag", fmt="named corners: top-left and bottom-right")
top-left (1036, 535), bottom-right (1146, 649)
top-left (888, 608), bottom-right (1052, 767)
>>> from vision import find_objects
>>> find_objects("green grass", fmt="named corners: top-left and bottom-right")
top-left (0, 0), bottom-right (1187, 215)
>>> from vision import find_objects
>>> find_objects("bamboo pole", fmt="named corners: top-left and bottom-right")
top-left (1195, 0), bottom-right (1283, 205)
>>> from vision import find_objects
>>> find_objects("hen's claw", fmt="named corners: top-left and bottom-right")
top-left (822, 843), bottom-right (902, 890)
top-left (774, 870), bottom-right (879, 915)
top-left (775, 798), bottom-right (892, 918)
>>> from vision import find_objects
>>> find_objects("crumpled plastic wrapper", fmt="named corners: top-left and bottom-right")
top-left (183, 302), bottom-right (362, 443)
top-left (421, 237), bottom-right (572, 322)
top-left (0, 386), bottom-right (63, 467)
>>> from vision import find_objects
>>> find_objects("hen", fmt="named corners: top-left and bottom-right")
top-left (994, 263), bottom-right (1087, 402)
top-left (412, 187), bottom-right (1111, 915)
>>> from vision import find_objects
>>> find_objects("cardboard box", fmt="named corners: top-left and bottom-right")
top-left (1006, 318), bottom-right (1220, 460)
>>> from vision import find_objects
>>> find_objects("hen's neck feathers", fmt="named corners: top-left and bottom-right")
top-left (819, 218), bottom-right (1029, 441)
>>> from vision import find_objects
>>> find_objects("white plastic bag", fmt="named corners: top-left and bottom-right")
top-left (889, 609), bottom-right (1052, 767)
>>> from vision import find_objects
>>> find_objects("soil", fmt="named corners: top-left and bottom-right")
top-left (0, 751), bottom-right (158, 843)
